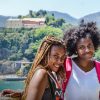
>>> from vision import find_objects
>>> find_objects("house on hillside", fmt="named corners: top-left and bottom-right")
top-left (6, 18), bottom-right (46, 28)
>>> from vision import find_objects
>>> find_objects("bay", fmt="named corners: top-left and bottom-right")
top-left (0, 80), bottom-right (24, 91)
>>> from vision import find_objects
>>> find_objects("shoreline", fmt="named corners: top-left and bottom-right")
top-left (0, 74), bottom-right (18, 78)
top-left (0, 74), bottom-right (26, 80)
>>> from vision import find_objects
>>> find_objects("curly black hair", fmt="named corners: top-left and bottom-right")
top-left (63, 21), bottom-right (100, 56)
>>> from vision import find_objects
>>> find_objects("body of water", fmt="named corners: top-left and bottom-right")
top-left (0, 80), bottom-right (24, 91)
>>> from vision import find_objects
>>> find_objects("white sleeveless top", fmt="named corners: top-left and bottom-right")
top-left (64, 60), bottom-right (100, 100)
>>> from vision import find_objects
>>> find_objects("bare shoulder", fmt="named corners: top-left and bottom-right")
top-left (34, 68), bottom-right (47, 77)
top-left (26, 68), bottom-right (48, 100)
top-left (31, 68), bottom-right (48, 84)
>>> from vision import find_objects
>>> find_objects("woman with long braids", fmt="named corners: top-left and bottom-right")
top-left (1, 36), bottom-right (66, 100)
top-left (21, 35), bottom-right (66, 100)
top-left (63, 21), bottom-right (100, 100)
top-left (1, 35), bottom-right (66, 100)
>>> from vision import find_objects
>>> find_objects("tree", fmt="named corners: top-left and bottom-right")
top-left (18, 15), bottom-right (22, 19)
top-left (45, 15), bottom-right (55, 25)
top-left (24, 43), bottom-right (35, 61)
top-left (45, 16), bottom-right (49, 25)
top-left (56, 19), bottom-right (65, 26)
top-left (48, 18), bottom-right (65, 28)
top-left (34, 26), bottom-right (63, 39)
top-left (52, 13), bottom-right (54, 16)
top-left (36, 10), bottom-right (47, 17)
top-left (95, 49), bottom-right (100, 61)
top-left (29, 10), bottom-right (34, 18)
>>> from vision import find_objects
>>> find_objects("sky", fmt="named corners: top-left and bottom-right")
top-left (0, 0), bottom-right (100, 18)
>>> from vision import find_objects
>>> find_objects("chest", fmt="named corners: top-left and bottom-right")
top-left (65, 62), bottom-right (100, 100)
top-left (68, 66), bottom-right (100, 90)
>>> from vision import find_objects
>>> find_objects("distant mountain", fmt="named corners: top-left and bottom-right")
top-left (0, 15), bottom-right (16, 28)
top-left (1, 11), bottom-right (100, 27)
top-left (79, 12), bottom-right (100, 26)
top-left (48, 11), bottom-right (78, 25)
top-left (0, 15), bottom-right (10, 27)
top-left (49, 11), bottom-right (100, 26)
top-left (50, 11), bottom-right (100, 26)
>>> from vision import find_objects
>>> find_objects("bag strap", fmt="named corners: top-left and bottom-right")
top-left (62, 57), bottom-right (72, 93)
top-left (95, 60), bottom-right (100, 83)
top-left (47, 71), bottom-right (61, 88)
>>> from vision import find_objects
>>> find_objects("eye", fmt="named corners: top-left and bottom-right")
top-left (78, 46), bottom-right (85, 50)
top-left (54, 55), bottom-right (59, 60)
top-left (88, 44), bottom-right (94, 49)
top-left (61, 55), bottom-right (66, 61)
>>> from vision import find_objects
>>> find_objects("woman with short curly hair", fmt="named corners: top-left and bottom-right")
top-left (63, 21), bottom-right (100, 100)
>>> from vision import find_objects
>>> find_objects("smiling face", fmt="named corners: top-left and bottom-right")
top-left (48, 45), bottom-right (66, 72)
top-left (76, 37), bottom-right (95, 61)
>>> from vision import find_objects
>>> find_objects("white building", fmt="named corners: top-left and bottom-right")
top-left (6, 18), bottom-right (46, 28)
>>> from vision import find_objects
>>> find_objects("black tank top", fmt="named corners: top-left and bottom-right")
top-left (35, 67), bottom-right (62, 100)
top-left (42, 72), bottom-right (62, 100)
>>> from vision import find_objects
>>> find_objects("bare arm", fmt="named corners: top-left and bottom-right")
top-left (26, 69), bottom-right (48, 100)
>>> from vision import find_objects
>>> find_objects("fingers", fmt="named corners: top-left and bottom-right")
top-left (1, 89), bottom-right (14, 95)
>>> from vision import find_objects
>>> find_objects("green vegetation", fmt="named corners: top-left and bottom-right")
top-left (0, 26), bottom-right (64, 61)
top-left (95, 49), bottom-right (100, 61)
top-left (0, 9), bottom-right (100, 62)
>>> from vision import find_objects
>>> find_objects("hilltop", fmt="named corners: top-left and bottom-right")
top-left (1, 11), bottom-right (100, 27)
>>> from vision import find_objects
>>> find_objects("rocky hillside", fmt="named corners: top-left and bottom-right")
top-left (0, 61), bottom-right (20, 75)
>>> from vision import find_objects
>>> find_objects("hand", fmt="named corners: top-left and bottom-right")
top-left (1, 89), bottom-right (22, 98)
top-left (1, 89), bottom-right (14, 96)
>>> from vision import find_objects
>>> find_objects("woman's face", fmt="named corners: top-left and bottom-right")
top-left (48, 45), bottom-right (66, 72)
top-left (76, 37), bottom-right (95, 61)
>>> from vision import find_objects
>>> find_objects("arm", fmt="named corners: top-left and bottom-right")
top-left (26, 69), bottom-right (48, 100)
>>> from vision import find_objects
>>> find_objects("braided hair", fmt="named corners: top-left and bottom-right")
top-left (22, 35), bottom-right (66, 99)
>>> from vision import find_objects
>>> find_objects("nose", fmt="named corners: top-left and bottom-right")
top-left (85, 47), bottom-right (90, 52)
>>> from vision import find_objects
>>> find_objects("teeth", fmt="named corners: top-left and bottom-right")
top-left (55, 65), bottom-right (59, 68)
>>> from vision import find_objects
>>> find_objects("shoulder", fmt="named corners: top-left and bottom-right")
top-left (29, 68), bottom-right (48, 88)
top-left (35, 68), bottom-right (47, 76)
top-left (95, 60), bottom-right (100, 63)
top-left (26, 68), bottom-right (48, 100)
top-left (94, 60), bottom-right (100, 65)
top-left (31, 68), bottom-right (48, 82)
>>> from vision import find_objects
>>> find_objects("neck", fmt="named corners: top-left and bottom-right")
top-left (75, 57), bottom-right (94, 72)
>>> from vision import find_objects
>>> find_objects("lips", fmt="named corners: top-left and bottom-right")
top-left (85, 52), bottom-right (93, 56)
top-left (53, 65), bottom-right (60, 72)
top-left (55, 65), bottom-right (60, 68)
top-left (83, 52), bottom-right (93, 59)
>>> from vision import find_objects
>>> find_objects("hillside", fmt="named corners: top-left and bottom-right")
top-left (48, 11), bottom-right (100, 26)
top-left (0, 15), bottom-right (10, 27)
top-left (48, 11), bottom-right (78, 25)
top-left (80, 12), bottom-right (100, 26)
top-left (0, 15), bottom-right (16, 27)
top-left (1, 11), bottom-right (100, 27)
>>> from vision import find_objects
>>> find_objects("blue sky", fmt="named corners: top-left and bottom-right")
top-left (0, 0), bottom-right (100, 18)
